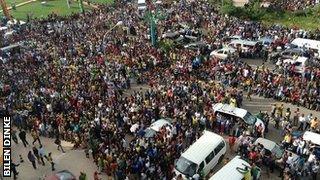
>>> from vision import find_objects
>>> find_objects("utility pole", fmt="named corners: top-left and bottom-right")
top-left (78, 0), bottom-right (84, 13)
top-left (0, 0), bottom-right (11, 20)
top-left (145, 0), bottom-right (164, 47)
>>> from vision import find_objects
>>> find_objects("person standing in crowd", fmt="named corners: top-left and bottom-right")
top-left (47, 152), bottom-right (55, 171)
top-left (31, 128), bottom-right (42, 146)
top-left (298, 113), bottom-right (306, 131)
top-left (18, 129), bottom-right (29, 147)
top-left (310, 117), bottom-right (318, 132)
top-left (32, 146), bottom-right (41, 165)
top-left (38, 145), bottom-right (47, 166)
top-left (228, 134), bottom-right (236, 152)
top-left (11, 161), bottom-right (20, 179)
top-left (54, 137), bottom-right (65, 153)
top-left (27, 151), bottom-right (37, 169)
top-left (293, 108), bottom-right (300, 127)
top-left (305, 113), bottom-right (313, 130)
top-left (79, 172), bottom-right (87, 180)
top-left (12, 129), bottom-right (19, 144)
top-left (285, 108), bottom-right (291, 122)
top-left (312, 161), bottom-right (319, 180)
top-left (94, 171), bottom-right (101, 180)
top-left (296, 137), bottom-right (306, 155)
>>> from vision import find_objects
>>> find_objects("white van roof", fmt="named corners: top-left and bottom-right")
top-left (209, 156), bottom-right (250, 180)
top-left (212, 103), bottom-right (247, 118)
top-left (254, 138), bottom-right (276, 151)
top-left (291, 38), bottom-right (320, 50)
top-left (138, 0), bottom-right (146, 3)
top-left (181, 131), bottom-right (224, 165)
top-left (149, 119), bottom-right (171, 132)
top-left (303, 131), bottom-right (320, 146)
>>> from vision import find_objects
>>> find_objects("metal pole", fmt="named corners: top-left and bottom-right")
top-left (67, 0), bottom-right (70, 9)
top-left (0, 0), bottom-right (11, 20)
top-left (150, 16), bottom-right (157, 46)
top-left (78, 0), bottom-right (84, 13)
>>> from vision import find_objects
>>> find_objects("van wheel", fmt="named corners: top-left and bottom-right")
top-left (218, 154), bottom-right (225, 163)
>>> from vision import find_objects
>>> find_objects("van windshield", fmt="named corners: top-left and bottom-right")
top-left (175, 157), bottom-right (197, 177)
top-left (243, 112), bottom-right (256, 125)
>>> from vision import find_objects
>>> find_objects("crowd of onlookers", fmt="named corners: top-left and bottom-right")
top-left (1, 0), bottom-right (320, 179)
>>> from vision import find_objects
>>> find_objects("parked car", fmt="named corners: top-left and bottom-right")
top-left (210, 47), bottom-right (237, 60)
top-left (144, 118), bottom-right (172, 138)
top-left (277, 48), bottom-right (308, 61)
top-left (259, 36), bottom-right (273, 47)
top-left (44, 170), bottom-right (76, 180)
top-left (212, 103), bottom-right (265, 132)
top-left (276, 56), bottom-right (309, 74)
top-left (254, 138), bottom-right (300, 168)
top-left (228, 39), bottom-right (258, 53)
top-left (184, 42), bottom-right (209, 50)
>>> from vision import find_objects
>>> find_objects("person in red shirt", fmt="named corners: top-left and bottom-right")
top-left (94, 171), bottom-right (101, 180)
top-left (249, 150), bottom-right (257, 162)
top-left (228, 134), bottom-right (236, 153)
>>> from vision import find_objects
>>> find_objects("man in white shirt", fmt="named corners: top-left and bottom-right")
top-left (298, 114), bottom-right (305, 131)
top-left (308, 150), bottom-right (317, 163)
top-left (286, 153), bottom-right (294, 166)
top-left (296, 138), bottom-right (305, 155)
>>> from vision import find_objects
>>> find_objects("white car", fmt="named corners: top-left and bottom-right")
top-left (210, 47), bottom-right (237, 60)
top-left (144, 119), bottom-right (172, 138)
top-left (212, 103), bottom-right (265, 131)
top-left (276, 56), bottom-right (308, 74)
top-left (254, 138), bottom-right (300, 168)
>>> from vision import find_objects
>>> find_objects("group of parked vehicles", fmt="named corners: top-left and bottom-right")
top-left (134, 100), bottom-right (320, 180)
top-left (129, 103), bottom-right (266, 179)
top-left (159, 21), bottom-right (320, 75)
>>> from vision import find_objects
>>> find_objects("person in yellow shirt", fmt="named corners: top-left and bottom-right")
top-left (282, 133), bottom-right (292, 149)
top-left (230, 96), bottom-right (237, 107)
top-left (310, 117), bottom-right (318, 131)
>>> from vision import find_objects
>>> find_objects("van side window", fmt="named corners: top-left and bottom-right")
top-left (205, 151), bottom-right (215, 164)
top-left (214, 141), bottom-right (225, 154)
top-left (198, 161), bottom-right (204, 173)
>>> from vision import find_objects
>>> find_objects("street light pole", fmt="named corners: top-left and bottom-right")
top-left (150, 14), bottom-right (157, 47)
top-left (102, 21), bottom-right (123, 49)
top-left (103, 21), bottom-right (123, 42)
top-left (78, 0), bottom-right (84, 13)
top-left (0, 0), bottom-right (11, 20)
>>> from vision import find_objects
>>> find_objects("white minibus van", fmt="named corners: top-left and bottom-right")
top-left (174, 131), bottom-right (226, 179)
top-left (209, 156), bottom-right (260, 180)
top-left (212, 103), bottom-right (265, 131)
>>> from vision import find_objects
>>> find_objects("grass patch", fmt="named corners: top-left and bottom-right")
top-left (1, 0), bottom-right (92, 20)
top-left (220, 0), bottom-right (320, 30)
top-left (261, 11), bottom-right (320, 30)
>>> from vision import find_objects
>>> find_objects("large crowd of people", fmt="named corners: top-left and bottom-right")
top-left (263, 0), bottom-right (319, 11)
top-left (1, 0), bottom-right (320, 179)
